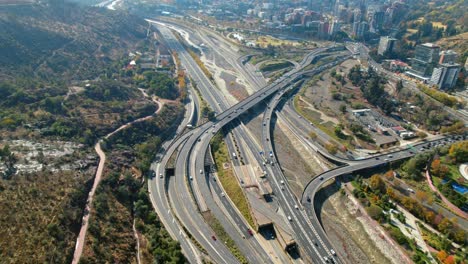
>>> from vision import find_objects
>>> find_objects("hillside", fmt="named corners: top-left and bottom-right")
top-left (0, 1), bottom-right (147, 81)
top-left (436, 32), bottom-right (468, 63)
top-left (0, 1), bottom-right (184, 263)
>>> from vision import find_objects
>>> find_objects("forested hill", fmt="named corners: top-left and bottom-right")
top-left (0, 0), bottom-right (147, 81)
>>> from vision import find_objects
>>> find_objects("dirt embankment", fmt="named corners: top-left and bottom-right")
top-left (316, 181), bottom-right (407, 264)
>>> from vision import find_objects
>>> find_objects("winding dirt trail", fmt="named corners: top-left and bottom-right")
top-left (72, 97), bottom-right (163, 264)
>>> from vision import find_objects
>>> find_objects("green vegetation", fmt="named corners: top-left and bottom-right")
top-left (211, 132), bottom-right (255, 228)
top-left (0, 170), bottom-right (92, 263)
top-left (418, 222), bottom-right (465, 263)
top-left (0, 145), bottom-right (17, 179)
top-left (138, 71), bottom-right (180, 100)
top-left (0, 1), bottom-right (147, 80)
top-left (0, 1), bottom-right (162, 262)
top-left (204, 213), bottom-right (248, 264)
top-left (352, 167), bottom-right (466, 246)
top-left (0, 77), bottom-right (157, 143)
top-left (418, 84), bottom-right (463, 109)
top-left (348, 65), bottom-right (394, 115)
top-left (348, 122), bottom-right (375, 143)
top-left (187, 49), bottom-right (213, 81)
top-left (259, 60), bottom-right (293, 72)
top-left (401, 0), bottom-right (466, 42)
top-left (191, 80), bottom-right (216, 122)
top-left (293, 95), bottom-right (352, 150)
top-left (82, 103), bottom-right (185, 262)
top-left (347, 65), bottom-right (458, 132)
top-left (429, 141), bottom-right (468, 210)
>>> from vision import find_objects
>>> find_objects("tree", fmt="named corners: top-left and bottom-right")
top-left (443, 255), bottom-right (455, 264)
top-left (430, 159), bottom-right (449, 177)
top-left (438, 218), bottom-right (452, 234)
top-left (423, 209), bottom-right (435, 223)
top-left (396, 80), bottom-right (403, 94)
top-left (0, 145), bottom-right (17, 179)
top-left (325, 142), bottom-right (338, 154)
top-left (415, 190), bottom-right (429, 202)
top-left (366, 205), bottom-right (384, 221)
top-left (339, 104), bottom-right (347, 113)
top-left (309, 131), bottom-right (317, 140)
top-left (334, 125), bottom-right (347, 139)
top-left (448, 141), bottom-right (468, 163)
top-left (452, 228), bottom-right (466, 244)
top-left (437, 250), bottom-right (448, 262)
top-left (386, 186), bottom-right (398, 200)
top-left (403, 153), bottom-right (430, 180)
top-left (369, 174), bottom-right (385, 193)
top-left (416, 131), bottom-right (427, 139)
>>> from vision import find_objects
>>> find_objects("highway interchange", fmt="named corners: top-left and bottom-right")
top-left (147, 21), bottom-right (464, 264)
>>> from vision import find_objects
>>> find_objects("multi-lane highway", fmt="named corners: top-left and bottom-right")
top-left (300, 137), bottom-right (459, 262)
top-left (150, 20), bottom-right (355, 263)
top-left (146, 21), bottom-right (465, 264)
top-left (154, 23), bottom-right (280, 263)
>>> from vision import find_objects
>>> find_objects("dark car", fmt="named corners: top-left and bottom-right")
top-left (247, 229), bottom-right (253, 236)
top-left (212, 235), bottom-right (217, 241)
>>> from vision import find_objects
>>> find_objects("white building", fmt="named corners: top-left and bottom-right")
top-left (430, 63), bottom-right (461, 90)
top-left (377, 36), bottom-right (396, 55)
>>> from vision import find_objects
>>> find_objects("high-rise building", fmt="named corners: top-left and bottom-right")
top-left (371, 11), bottom-right (385, 32)
top-left (318, 21), bottom-right (329, 38)
top-left (329, 19), bottom-right (341, 35)
top-left (353, 21), bottom-right (368, 39)
top-left (377, 36), bottom-right (397, 55)
top-left (439, 50), bottom-right (458, 64)
top-left (410, 43), bottom-right (440, 77)
top-left (430, 63), bottom-right (461, 90)
top-left (353, 8), bottom-right (361, 22)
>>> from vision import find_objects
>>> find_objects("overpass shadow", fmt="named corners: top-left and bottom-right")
top-left (313, 178), bottom-right (348, 227)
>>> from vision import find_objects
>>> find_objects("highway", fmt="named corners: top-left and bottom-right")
top-left (261, 81), bottom-right (341, 263)
top-left (155, 23), bottom-right (276, 263)
top-left (146, 20), bottom-right (464, 264)
top-left (152, 20), bottom-right (357, 263)
top-left (300, 137), bottom-right (459, 261)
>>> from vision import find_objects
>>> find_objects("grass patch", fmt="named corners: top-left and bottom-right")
top-left (259, 60), bottom-right (293, 72)
top-left (417, 84), bottom-right (464, 109)
top-left (445, 163), bottom-right (464, 183)
top-left (293, 95), bottom-right (353, 150)
top-left (204, 212), bottom-right (248, 264)
top-left (211, 133), bottom-right (255, 228)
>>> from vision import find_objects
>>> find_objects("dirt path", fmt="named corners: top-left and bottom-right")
top-left (71, 142), bottom-right (106, 264)
top-left (72, 96), bottom-right (163, 264)
top-left (425, 170), bottom-right (468, 219)
top-left (133, 218), bottom-right (141, 264)
top-left (298, 96), bottom-right (340, 125)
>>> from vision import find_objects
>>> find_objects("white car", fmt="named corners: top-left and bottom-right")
top-left (330, 249), bottom-right (336, 255)
top-left (200, 170), bottom-right (203, 174)
top-left (287, 216), bottom-right (292, 221)
top-left (280, 180), bottom-right (285, 185)
top-left (294, 204), bottom-right (299, 209)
